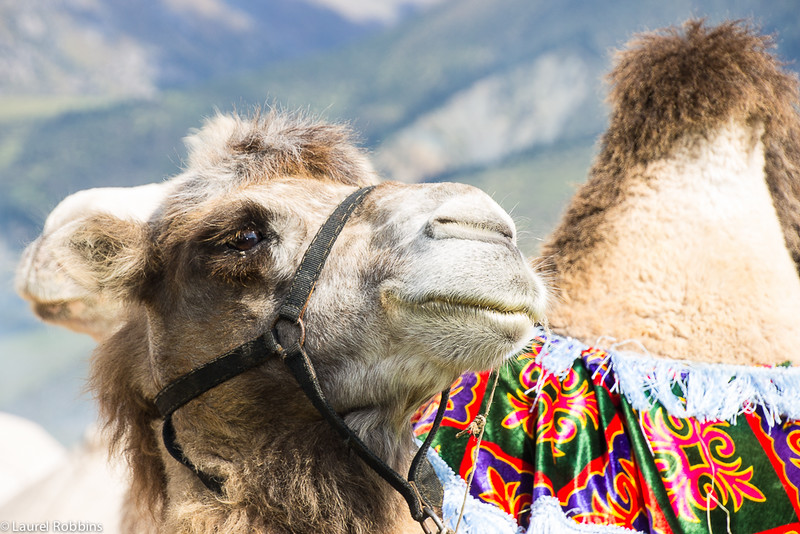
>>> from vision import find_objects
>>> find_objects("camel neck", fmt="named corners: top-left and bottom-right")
top-left (161, 412), bottom-right (418, 533)
top-left (549, 120), bottom-right (800, 364)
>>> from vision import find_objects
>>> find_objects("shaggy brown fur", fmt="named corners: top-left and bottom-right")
top-left (545, 20), bottom-right (800, 278)
top-left (92, 315), bottom-right (164, 532)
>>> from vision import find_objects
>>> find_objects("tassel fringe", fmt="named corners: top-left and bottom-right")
top-left (526, 497), bottom-right (638, 534)
top-left (533, 327), bottom-right (800, 425)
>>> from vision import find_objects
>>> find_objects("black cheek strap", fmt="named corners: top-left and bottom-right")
top-left (153, 185), bottom-right (451, 530)
top-left (155, 333), bottom-right (281, 494)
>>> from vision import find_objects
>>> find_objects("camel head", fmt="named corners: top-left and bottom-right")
top-left (44, 111), bottom-right (546, 532)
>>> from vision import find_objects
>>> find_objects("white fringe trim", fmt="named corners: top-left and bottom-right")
top-left (526, 497), bottom-right (640, 534)
top-left (532, 327), bottom-right (800, 424)
top-left (425, 446), bottom-right (642, 534)
top-left (424, 443), bottom-right (522, 533)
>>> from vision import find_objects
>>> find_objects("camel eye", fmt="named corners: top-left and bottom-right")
top-left (229, 229), bottom-right (263, 251)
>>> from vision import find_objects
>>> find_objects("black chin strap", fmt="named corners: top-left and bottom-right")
top-left (153, 186), bottom-right (451, 531)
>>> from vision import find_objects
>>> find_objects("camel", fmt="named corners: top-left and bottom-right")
top-left (14, 110), bottom-right (547, 533)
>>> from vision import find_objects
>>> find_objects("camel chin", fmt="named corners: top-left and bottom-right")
top-left (381, 267), bottom-right (546, 375)
top-left (385, 294), bottom-right (540, 373)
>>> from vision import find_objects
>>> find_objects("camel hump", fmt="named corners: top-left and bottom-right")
top-left (606, 19), bottom-right (799, 163)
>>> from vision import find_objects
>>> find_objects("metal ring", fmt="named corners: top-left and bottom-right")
top-left (270, 316), bottom-right (306, 353)
top-left (420, 507), bottom-right (449, 534)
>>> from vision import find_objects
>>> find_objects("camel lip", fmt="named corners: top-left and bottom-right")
top-left (383, 292), bottom-right (545, 325)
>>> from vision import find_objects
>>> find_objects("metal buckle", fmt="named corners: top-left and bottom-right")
top-left (420, 507), bottom-right (450, 534)
top-left (271, 316), bottom-right (306, 356)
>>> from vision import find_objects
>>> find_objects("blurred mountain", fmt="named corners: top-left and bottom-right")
top-left (0, 0), bottom-right (391, 98)
top-left (306, 0), bottom-right (447, 24)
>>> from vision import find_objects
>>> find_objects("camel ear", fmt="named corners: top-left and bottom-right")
top-left (64, 213), bottom-right (153, 302)
top-left (17, 184), bottom-right (167, 338)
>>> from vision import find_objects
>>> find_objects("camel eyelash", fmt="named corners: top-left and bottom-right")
top-left (196, 203), bottom-right (278, 252)
top-left (192, 228), bottom-right (276, 284)
top-left (185, 208), bottom-right (282, 284)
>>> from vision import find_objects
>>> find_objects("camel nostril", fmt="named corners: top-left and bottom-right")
top-left (423, 186), bottom-right (518, 244)
top-left (425, 216), bottom-right (515, 244)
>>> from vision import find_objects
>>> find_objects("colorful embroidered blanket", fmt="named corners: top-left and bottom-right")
top-left (411, 329), bottom-right (800, 534)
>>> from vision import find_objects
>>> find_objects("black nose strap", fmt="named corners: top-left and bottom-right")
top-left (153, 185), bottom-right (451, 530)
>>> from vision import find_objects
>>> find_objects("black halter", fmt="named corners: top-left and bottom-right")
top-left (153, 186), bottom-right (451, 532)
